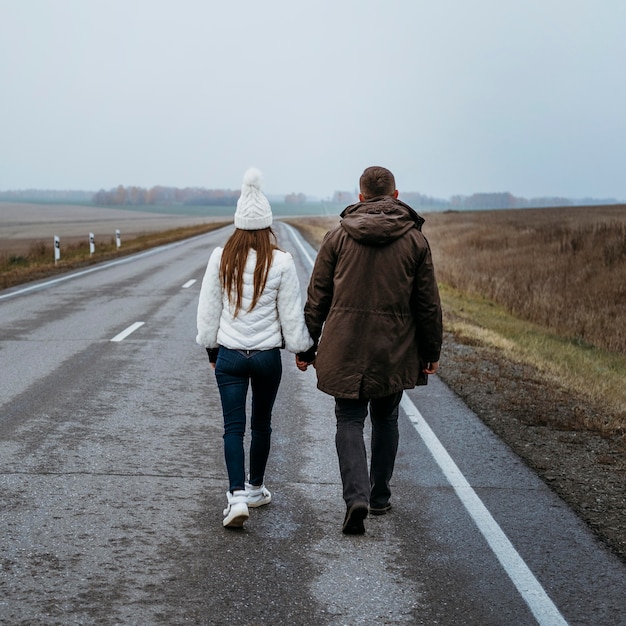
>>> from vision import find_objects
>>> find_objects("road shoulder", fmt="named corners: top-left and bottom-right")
top-left (438, 330), bottom-right (626, 563)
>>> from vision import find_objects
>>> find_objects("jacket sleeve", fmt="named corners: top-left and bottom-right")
top-left (412, 237), bottom-right (443, 363)
top-left (276, 253), bottom-right (314, 353)
top-left (303, 229), bottom-right (338, 343)
top-left (196, 247), bottom-right (223, 348)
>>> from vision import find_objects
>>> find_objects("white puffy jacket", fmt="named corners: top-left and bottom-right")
top-left (196, 247), bottom-right (313, 353)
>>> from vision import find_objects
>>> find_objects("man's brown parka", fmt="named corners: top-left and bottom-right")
top-left (304, 196), bottom-right (443, 399)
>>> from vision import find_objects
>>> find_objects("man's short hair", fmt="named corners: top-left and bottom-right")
top-left (359, 166), bottom-right (396, 199)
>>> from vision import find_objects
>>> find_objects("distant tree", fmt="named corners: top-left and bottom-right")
top-left (128, 186), bottom-right (147, 205)
top-left (285, 192), bottom-right (307, 204)
top-left (401, 191), bottom-right (447, 209)
top-left (113, 185), bottom-right (126, 205)
top-left (333, 191), bottom-right (355, 204)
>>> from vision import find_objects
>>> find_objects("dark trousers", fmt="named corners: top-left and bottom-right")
top-left (214, 348), bottom-right (282, 493)
top-left (334, 391), bottom-right (403, 508)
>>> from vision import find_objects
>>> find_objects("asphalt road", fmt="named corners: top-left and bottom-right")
top-left (1, 222), bottom-right (624, 626)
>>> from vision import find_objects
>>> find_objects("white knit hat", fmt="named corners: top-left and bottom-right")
top-left (234, 167), bottom-right (273, 230)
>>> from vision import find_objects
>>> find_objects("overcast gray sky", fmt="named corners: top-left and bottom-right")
top-left (2, 0), bottom-right (625, 200)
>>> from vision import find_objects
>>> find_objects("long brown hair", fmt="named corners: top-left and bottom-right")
top-left (220, 227), bottom-right (279, 316)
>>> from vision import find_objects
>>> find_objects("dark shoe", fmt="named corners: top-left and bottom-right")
top-left (342, 501), bottom-right (368, 535)
top-left (369, 503), bottom-right (392, 516)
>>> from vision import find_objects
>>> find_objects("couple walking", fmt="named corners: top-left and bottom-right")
top-left (196, 166), bottom-right (442, 533)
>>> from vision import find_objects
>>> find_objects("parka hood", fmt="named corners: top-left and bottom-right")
top-left (339, 196), bottom-right (425, 246)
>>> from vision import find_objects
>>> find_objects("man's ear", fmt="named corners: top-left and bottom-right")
top-left (393, 189), bottom-right (399, 199)
top-left (359, 193), bottom-right (365, 201)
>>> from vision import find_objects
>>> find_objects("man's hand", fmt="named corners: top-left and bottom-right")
top-left (296, 345), bottom-right (317, 371)
top-left (422, 361), bottom-right (439, 375)
top-left (295, 355), bottom-right (314, 371)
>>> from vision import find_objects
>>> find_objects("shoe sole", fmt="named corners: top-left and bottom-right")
top-left (247, 497), bottom-right (271, 508)
top-left (369, 504), bottom-right (392, 516)
top-left (223, 512), bottom-right (249, 528)
top-left (342, 502), bottom-right (368, 535)
top-left (223, 504), bottom-right (249, 528)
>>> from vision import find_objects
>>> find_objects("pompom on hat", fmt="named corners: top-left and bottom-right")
top-left (234, 167), bottom-right (273, 230)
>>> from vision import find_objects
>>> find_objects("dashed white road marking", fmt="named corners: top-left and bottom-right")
top-left (182, 279), bottom-right (197, 289)
top-left (110, 321), bottom-right (145, 343)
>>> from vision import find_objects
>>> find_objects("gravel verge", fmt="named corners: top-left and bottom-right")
top-left (439, 330), bottom-right (626, 563)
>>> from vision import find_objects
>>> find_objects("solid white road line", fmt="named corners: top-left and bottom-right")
top-left (400, 394), bottom-right (569, 626)
top-left (282, 222), bottom-right (316, 267)
top-left (110, 322), bottom-right (145, 343)
top-left (182, 279), bottom-right (197, 289)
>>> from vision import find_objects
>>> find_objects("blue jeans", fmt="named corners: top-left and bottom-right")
top-left (334, 391), bottom-right (403, 508)
top-left (214, 348), bottom-right (282, 493)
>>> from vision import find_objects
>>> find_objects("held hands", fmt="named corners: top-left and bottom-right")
top-left (422, 361), bottom-right (439, 375)
top-left (295, 355), bottom-right (315, 371)
top-left (296, 345), bottom-right (317, 371)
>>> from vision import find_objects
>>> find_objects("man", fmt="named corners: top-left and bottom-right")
top-left (297, 166), bottom-right (442, 535)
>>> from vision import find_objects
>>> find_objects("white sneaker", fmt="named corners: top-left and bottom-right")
top-left (245, 482), bottom-right (272, 508)
top-left (223, 490), bottom-right (249, 528)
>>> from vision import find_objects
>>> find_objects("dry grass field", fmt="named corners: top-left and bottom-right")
top-left (0, 202), bottom-right (228, 289)
top-left (0, 201), bottom-right (223, 255)
top-left (427, 205), bottom-right (626, 355)
top-left (424, 206), bottom-right (626, 439)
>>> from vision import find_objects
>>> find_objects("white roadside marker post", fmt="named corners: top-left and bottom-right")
top-left (115, 229), bottom-right (121, 249)
top-left (89, 232), bottom-right (95, 256)
top-left (54, 236), bottom-right (60, 264)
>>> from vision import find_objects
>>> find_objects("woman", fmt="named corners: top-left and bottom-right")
top-left (196, 168), bottom-right (313, 528)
